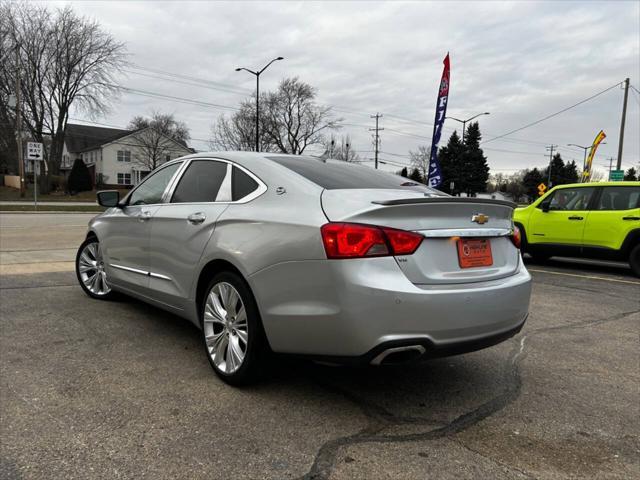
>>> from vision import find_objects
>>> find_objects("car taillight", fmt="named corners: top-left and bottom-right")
top-left (510, 226), bottom-right (522, 249)
top-left (381, 227), bottom-right (424, 255)
top-left (321, 223), bottom-right (423, 259)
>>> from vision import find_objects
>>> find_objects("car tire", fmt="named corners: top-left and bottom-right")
top-left (75, 236), bottom-right (115, 300)
top-left (629, 244), bottom-right (640, 277)
top-left (201, 271), bottom-right (267, 386)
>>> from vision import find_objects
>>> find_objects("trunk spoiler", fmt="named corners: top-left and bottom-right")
top-left (372, 197), bottom-right (516, 208)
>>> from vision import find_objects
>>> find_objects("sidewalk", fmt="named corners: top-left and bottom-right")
top-left (0, 201), bottom-right (97, 206)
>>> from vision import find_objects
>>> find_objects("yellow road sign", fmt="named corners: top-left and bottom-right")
top-left (537, 183), bottom-right (547, 196)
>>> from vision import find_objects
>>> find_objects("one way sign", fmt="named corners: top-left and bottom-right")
top-left (27, 142), bottom-right (43, 161)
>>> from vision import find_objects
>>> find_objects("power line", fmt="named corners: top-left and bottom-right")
top-left (129, 64), bottom-right (251, 95)
top-left (482, 81), bottom-right (623, 144)
top-left (117, 67), bottom-right (623, 161)
top-left (115, 85), bottom-right (239, 111)
top-left (122, 69), bottom-right (249, 96)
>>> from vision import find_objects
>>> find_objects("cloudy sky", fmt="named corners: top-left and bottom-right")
top-left (52, 0), bottom-right (639, 177)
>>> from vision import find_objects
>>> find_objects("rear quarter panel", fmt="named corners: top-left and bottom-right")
top-left (192, 181), bottom-right (328, 300)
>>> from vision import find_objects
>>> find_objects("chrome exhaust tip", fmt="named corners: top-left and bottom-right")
top-left (370, 345), bottom-right (426, 366)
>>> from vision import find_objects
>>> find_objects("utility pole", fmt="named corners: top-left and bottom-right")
top-left (616, 78), bottom-right (629, 171)
top-left (545, 145), bottom-right (557, 187)
top-left (15, 46), bottom-right (25, 197)
top-left (369, 113), bottom-right (383, 169)
top-left (607, 157), bottom-right (614, 177)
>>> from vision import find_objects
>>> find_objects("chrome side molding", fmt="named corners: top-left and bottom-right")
top-left (110, 264), bottom-right (172, 281)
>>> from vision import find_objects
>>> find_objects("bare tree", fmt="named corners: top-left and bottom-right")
top-left (127, 112), bottom-right (191, 171)
top-left (409, 145), bottom-right (430, 181)
top-left (1, 2), bottom-right (126, 191)
top-left (323, 133), bottom-right (359, 162)
top-left (210, 77), bottom-right (341, 154)
top-left (209, 97), bottom-right (276, 152)
top-left (263, 77), bottom-right (341, 154)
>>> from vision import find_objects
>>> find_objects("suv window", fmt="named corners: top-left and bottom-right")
top-left (544, 187), bottom-right (595, 211)
top-left (232, 166), bottom-right (259, 201)
top-left (128, 162), bottom-right (181, 206)
top-left (597, 186), bottom-right (640, 210)
top-left (266, 155), bottom-right (445, 195)
top-left (172, 160), bottom-right (229, 203)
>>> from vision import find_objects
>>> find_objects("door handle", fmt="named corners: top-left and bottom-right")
top-left (138, 210), bottom-right (152, 222)
top-left (567, 216), bottom-right (583, 220)
top-left (187, 212), bottom-right (206, 225)
top-left (622, 216), bottom-right (640, 221)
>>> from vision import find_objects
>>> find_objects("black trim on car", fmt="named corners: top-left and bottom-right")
top-left (525, 242), bottom-right (630, 262)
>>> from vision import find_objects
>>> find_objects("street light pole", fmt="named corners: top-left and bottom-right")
top-left (236, 57), bottom-right (284, 152)
top-left (568, 142), bottom-right (606, 182)
top-left (445, 112), bottom-right (490, 142)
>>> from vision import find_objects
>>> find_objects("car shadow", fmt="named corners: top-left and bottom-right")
top-left (109, 290), bottom-right (523, 442)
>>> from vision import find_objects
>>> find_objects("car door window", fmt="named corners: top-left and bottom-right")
top-left (546, 187), bottom-right (595, 211)
top-left (171, 160), bottom-right (229, 203)
top-left (232, 166), bottom-right (260, 201)
top-left (128, 162), bottom-right (182, 206)
top-left (596, 186), bottom-right (640, 210)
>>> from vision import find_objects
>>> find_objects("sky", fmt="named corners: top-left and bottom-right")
top-left (50, 0), bottom-right (640, 178)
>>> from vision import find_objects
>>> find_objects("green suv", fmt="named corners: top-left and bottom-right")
top-left (513, 182), bottom-right (640, 276)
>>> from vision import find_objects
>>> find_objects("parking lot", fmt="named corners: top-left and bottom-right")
top-left (1, 212), bottom-right (638, 479)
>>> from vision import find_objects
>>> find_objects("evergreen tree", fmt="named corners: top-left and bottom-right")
top-left (624, 167), bottom-right (638, 181)
top-left (67, 158), bottom-right (93, 193)
top-left (461, 122), bottom-right (490, 196)
top-left (399, 166), bottom-right (408, 178)
top-left (409, 167), bottom-right (423, 183)
top-left (522, 168), bottom-right (544, 202)
top-left (543, 153), bottom-right (565, 187)
top-left (437, 130), bottom-right (464, 194)
top-left (562, 160), bottom-right (580, 184)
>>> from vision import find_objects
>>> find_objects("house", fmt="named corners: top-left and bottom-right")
top-left (60, 123), bottom-right (193, 187)
top-left (475, 191), bottom-right (515, 202)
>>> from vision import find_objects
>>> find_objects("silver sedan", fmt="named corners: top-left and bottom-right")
top-left (76, 152), bottom-right (531, 384)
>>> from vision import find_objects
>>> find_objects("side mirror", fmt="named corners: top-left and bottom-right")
top-left (97, 190), bottom-right (120, 208)
top-left (541, 202), bottom-right (550, 213)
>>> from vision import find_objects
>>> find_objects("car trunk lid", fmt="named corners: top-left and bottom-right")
top-left (321, 189), bottom-right (520, 284)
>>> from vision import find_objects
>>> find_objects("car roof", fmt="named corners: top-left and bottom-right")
top-left (552, 181), bottom-right (640, 188)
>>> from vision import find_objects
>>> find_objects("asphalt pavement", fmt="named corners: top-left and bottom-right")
top-left (1, 213), bottom-right (638, 479)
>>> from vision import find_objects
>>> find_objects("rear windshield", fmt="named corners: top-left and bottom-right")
top-left (267, 155), bottom-right (446, 195)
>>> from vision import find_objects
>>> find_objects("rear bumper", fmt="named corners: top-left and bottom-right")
top-left (299, 314), bottom-right (527, 366)
top-left (249, 257), bottom-right (532, 357)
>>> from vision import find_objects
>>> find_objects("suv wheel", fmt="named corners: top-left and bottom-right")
top-left (201, 272), bottom-right (266, 385)
top-left (629, 244), bottom-right (640, 277)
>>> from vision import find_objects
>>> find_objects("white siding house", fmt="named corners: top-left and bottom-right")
top-left (61, 124), bottom-right (193, 187)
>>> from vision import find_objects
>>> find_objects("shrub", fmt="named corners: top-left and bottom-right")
top-left (50, 175), bottom-right (67, 192)
top-left (67, 159), bottom-right (93, 193)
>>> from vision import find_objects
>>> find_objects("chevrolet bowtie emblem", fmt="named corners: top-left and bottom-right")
top-left (471, 214), bottom-right (489, 225)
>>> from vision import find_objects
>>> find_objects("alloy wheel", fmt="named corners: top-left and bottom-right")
top-left (203, 282), bottom-right (249, 374)
top-left (78, 241), bottom-right (111, 296)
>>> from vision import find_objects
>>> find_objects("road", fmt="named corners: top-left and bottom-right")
top-left (1, 213), bottom-right (639, 479)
